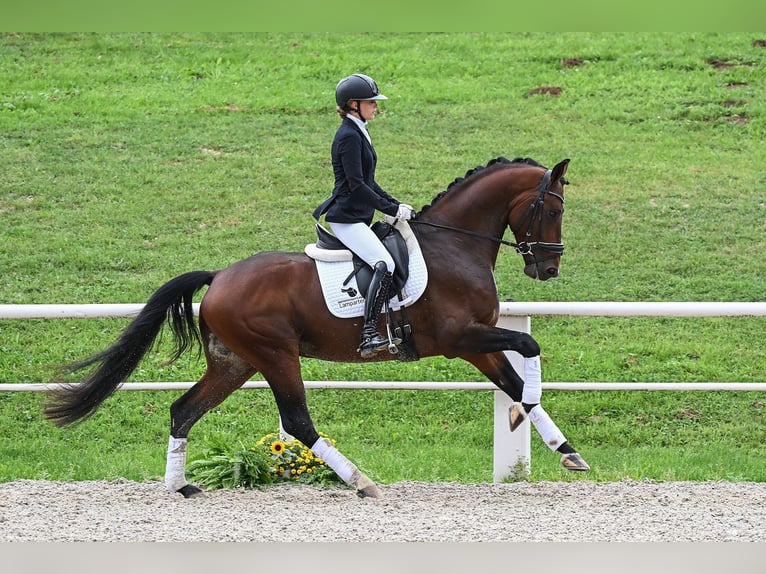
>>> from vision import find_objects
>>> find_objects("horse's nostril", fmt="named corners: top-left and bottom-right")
top-left (547, 267), bottom-right (559, 277)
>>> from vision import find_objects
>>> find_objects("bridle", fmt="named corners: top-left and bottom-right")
top-left (409, 169), bottom-right (566, 260)
top-left (514, 169), bottom-right (566, 263)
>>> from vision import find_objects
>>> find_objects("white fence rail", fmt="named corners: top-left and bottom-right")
top-left (3, 301), bottom-right (766, 319)
top-left (1, 302), bottom-right (765, 481)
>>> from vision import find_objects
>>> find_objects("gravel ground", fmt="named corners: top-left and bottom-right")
top-left (1, 478), bottom-right (765, 542)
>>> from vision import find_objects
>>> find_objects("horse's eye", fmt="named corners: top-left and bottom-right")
top-left (548, 210), bottom-right (561, 219)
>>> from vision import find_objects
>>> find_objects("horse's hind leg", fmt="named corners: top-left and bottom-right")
top-left (257, 352), bottom-right (383, 498)
top-left (165, 332), bottom-right (256, 498)
top-left (461, 351), bottom-right (589, 471)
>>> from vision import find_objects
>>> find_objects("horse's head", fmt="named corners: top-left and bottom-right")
top-left (509, 158), bottom-right (570, 281)
top-left (413, 156), bottom-right (570, 282)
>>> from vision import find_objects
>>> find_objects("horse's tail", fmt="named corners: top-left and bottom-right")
top-left (44, 270), bottom-right (216, 427)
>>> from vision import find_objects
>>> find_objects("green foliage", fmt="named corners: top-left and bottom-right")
top-left (185, 436), bottom-right (275, 490)
top-left (187, 433), bottom-right (345, 490)
top-left (1, 33), bottom-right (765, 484)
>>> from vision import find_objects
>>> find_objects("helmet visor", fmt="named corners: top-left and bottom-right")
top-left (358, 93), bottom-right (388, 101)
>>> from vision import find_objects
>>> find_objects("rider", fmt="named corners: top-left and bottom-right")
top-left (313, 73), bottom-right (415, 358)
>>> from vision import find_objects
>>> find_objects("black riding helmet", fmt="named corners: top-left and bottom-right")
top-left (335, 74), bottom-right (388, 108)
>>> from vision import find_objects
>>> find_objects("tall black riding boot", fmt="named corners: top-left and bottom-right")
top-left (359, 261), bottom-right (393, 358)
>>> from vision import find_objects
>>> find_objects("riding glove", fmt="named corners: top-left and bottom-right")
top-left (396, 203), bottom-right (415, 220)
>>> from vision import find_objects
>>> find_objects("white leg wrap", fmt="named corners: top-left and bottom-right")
top-left (165, 436), bottom-right (188, 492)
top-left (528, 405), bottom-right (567, 451)
top-left (521, 355), bottom-right (542, 404)
top-left (310, 437), bottom-right (361, 485)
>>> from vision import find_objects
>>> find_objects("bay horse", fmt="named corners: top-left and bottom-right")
top-left (44, 156), bottom-right (589, 498)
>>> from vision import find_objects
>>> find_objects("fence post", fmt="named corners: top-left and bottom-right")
top-left (493, 315), bottom-right (532, 482)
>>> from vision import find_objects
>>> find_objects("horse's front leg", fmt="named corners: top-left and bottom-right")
top-left (450, 324), bottom-right (541, 358)
top-left (461, 351), bottom-right (589, 471)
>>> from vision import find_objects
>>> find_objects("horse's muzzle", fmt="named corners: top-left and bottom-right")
top-left (524, 262), bottom-right (559, 281)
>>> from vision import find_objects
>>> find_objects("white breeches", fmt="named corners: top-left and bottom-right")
top-left (329, 222), bottom-right (395, 273)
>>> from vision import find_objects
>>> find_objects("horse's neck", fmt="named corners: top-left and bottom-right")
top-left (416, 188), bottom-right (509, 268)
top-left (424, 177), bottom-right (512, 239)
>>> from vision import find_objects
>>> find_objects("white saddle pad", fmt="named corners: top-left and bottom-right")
top-left (304, 217), bottom-right (428, 319)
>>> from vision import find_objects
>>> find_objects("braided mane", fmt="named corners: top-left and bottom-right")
top-left (418, 156), bottom-right (545, 215)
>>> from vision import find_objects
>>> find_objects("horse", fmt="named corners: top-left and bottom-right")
top-left (44, 156), bottom-right (589, 499)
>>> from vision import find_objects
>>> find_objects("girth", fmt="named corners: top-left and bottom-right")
top-left (314, 222), bottom-right (410, 298)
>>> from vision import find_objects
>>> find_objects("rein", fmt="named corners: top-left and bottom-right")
top-left (410, 219), bottom-right (526, 249)
top-left (409, 168), bottom-right (565, 257)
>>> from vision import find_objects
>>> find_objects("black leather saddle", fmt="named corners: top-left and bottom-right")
top-left (314, 221), bottom-right (410, 298)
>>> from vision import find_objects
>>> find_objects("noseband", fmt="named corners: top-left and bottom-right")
top-left (410, 169), bottom-right (565, 260)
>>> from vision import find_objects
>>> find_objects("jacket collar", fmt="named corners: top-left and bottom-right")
top-left (344, 115), bottom-right (372, 145)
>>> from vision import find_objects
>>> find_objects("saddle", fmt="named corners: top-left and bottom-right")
top-left (313, 221), bottom-right (410, 299)
top-left (306, 219), bottom-right (426, 361)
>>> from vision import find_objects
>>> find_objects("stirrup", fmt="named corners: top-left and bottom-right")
top-left (384, 315), bottom-right (402, 354)
top-left (358, 335), bottom-right (390, 358)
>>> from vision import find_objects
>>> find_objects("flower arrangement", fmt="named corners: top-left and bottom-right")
top-left (187, 432), bottom-right (344, 490)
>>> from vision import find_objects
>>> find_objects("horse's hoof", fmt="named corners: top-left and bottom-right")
top-left (178, 484), bottom-right (206, 498)
top-left (355, 476), bottom-right (383, 499)
top-left (356, 485), bottom-right (383, 499)
top-left (508, 402), bottom-right (527, 431)
top-left (560, 452), bottom-right (590, 471)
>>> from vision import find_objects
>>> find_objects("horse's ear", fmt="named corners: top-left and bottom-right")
top-left (549, 158), bottom-right (570, 188)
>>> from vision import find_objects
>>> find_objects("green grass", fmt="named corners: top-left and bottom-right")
top-left (1, 32), bottom-right (765, 484)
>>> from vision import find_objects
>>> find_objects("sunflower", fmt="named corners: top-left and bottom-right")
top-left (270, 440), bottom-right (286, 455)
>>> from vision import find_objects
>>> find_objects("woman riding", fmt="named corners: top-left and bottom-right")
top-left (313, 73), bottom-right (415, 358)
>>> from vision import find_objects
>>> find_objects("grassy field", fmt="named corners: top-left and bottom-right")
top-left (1, 32), bottom-right (765, 485)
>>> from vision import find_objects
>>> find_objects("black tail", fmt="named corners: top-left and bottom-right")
top-left (44, 270), bottom-right (216, 427)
